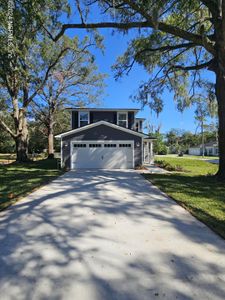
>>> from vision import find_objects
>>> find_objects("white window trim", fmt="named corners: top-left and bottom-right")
top-left (78, 111), bottom-right (90, 127)
top-left (117, 111), bottom-right (128, 128)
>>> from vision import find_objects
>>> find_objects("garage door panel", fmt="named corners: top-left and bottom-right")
top-left (71, 142), bottom-right (133, 169)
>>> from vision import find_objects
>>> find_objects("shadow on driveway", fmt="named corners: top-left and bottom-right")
top-left (0, 170), bottom-right (225, 300)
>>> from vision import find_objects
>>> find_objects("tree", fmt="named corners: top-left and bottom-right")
top-left (0, 0), bottom-right (71, 161)
top-left (28, 110), bottom-right (71, 154)
top-left (152, 132), bottom-right (168, 155)
top-left (32, 39), bottom-right (104, 158)
top-left (50, 0), bottom-right (225, 179)
top-left (194, 96), bottom-right (217, 156)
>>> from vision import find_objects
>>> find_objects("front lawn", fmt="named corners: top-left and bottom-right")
top-left (0, 159), bottom-right (63, 211)
top-left (144, 157), bottom-right (225, 239)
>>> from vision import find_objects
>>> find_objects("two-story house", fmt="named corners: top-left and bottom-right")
top-left (55, 108), bottom-right (154, 169)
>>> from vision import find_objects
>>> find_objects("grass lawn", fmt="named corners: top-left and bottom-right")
top-left (156, 154), bottom-right (219, 160)
top-left (144, 157), bottom-right (225, 239)
top-left (0, 159), bottom-right (63, 211)
top-left (0, 153), bottom-right (16, 161)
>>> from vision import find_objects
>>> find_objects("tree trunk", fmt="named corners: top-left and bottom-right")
top-left (15, 109), bottom-right (29, 162)
top-left (47, 120), bottom-right (54, 159)
top-left (201, 121), bottom-right (204, 158)
top-left (215, 70), bottom-right (225, 180)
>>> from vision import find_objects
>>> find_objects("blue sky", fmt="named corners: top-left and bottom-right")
top-left (63, 5), bottom-right (215, 134)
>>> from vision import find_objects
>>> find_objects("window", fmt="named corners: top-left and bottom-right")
top-left (119, 144), bottom-right (131, 148)
top-left (117, 112), bottom-right (128, 128)
top-left (89, 144), bottom-right (102, 148)
top-left (74, 144), bottom-right (86, 148)
top-left (79, 111), bottom-right (89, 127)
top-left (134, 120), bottom-right (143, 132)
top-left (135, 121), bottom-right (139, 132)
top-left (208, 148), bottom-right (213, 155)
top-left (104, 144), bottom-right (117, 148)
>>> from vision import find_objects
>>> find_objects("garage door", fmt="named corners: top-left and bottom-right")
top-left (71, 141), bottom-right (134, 169)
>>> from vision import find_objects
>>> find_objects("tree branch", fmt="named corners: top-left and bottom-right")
top-left (0, 118), bottom-right (16, 139)
top-left (135, 42), bottom-right (196, 57)
top-left (169, 59), bottom-right (214, 72)
top-left (52, 21), bottom-right (215, 54)
top-left (28, 47), bottom-right (70, 103)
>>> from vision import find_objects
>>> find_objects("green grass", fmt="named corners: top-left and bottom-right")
top-left (144, 157), bottom-right (225, 239)
top-left (156, 154), bottom-right (219, 160)
top-left (0, 159), bottom-right (63, 211)
top-left (0, 153), bottom-right (16, 161)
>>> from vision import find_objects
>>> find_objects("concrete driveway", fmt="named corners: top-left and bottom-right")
top-left (0, 170), bottom-right (225, 300)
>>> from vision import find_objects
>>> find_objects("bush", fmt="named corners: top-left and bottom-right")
top-left (155, 159), bottom-right (185, 172)
top-left (158, 146), bottom-right (168, 155)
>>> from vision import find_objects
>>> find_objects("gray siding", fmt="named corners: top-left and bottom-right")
top-left (92, 111), bottom-right (115, 124)
top-left (62, 124), bottom-right (142, 169)
top-left (71, 110), bottom-right (135, 130)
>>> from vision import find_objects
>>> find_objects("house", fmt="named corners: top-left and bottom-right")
top-left (188, 141), bottom-right (219, 156)
top-left (55, 108), bottom-right (155, 169)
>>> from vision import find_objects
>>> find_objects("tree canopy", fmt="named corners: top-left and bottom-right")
top-left (51, 0), bottom-right (225, 179)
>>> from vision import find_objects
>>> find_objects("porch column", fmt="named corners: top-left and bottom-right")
top-left (149, 141), bottom-right (153, 164)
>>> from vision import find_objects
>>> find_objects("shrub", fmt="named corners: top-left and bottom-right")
top-left (155, 159), bottom-right (185, 172)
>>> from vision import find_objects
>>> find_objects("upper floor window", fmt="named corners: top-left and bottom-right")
top-left (79, 111), bottom-right (89, 127)
top-left (134, 120), bottom-right (143, 132)
top-left (117, 112), bottom-right (128, 128)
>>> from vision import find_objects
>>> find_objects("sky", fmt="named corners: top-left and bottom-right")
top-left (62, 4), bottom-right (215, 134)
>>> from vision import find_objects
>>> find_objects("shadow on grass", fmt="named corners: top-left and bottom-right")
top-left (144, 173), bottom-right (225, 239)
top-left (0, 159), bottom-right (63, 210)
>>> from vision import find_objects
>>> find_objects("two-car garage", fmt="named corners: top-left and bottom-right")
top-left (71, 141), bottom-right (134, 169)
top-left (56, 121), bottom-right (146, 169)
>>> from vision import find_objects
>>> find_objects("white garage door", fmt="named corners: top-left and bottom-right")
top-left (71, 141), bottom-right (134, 169)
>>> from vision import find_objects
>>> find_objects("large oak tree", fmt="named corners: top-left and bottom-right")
top-left (32, 38), bottom-right (105, 158)
top-left (0, 0), bottom-right (71, 161)
top-left (51, 0), bottom-right (225, 179)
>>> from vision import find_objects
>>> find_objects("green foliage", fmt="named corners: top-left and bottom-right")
top-left (165, 127), bottom-right (218, 154)
top-left (28, 110), bottom-right (71, 153)
top-left (0, 0), bottom-right (105, 156)
top-left (155, 159), bottom-right (185, 172)
top-left (0, 113), bottom-right (14, 153)
top-left (152, 132), bottom-right (167, 155)
top-left (87, 1), bottom-right (216, 115)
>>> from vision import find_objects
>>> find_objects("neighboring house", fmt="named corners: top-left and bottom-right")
top-left (55, 108), bottom-right (155, 169)
top-left (189, 141), bottom-right (219, 156)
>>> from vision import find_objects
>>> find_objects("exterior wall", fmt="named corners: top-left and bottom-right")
top-left (71, 110), bottom-right (135, 130)
top-left (189, 146), bottom-right (219, 156)
top-left (205, 146), bottom-right (219, 156)
top-left (62, 124), bottom-right (142, 169)
top-left (188, 148), bottom-right (201, 156)
top-left (92, 111), bottom-right (116, 124)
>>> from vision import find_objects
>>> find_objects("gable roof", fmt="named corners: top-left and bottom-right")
top-left (55, 120), bottom-right (149, 139)
top-left (189, 141), bottom-right (218, 149)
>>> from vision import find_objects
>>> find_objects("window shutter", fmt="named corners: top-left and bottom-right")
top-left (90, 112), bottom-right (93, 123)
top-left (128, 112), bottom-right (134, 129)
top-left (113, 112), bottom-right (117, 124)
top-left (72, 111), bottom-right (78, 129)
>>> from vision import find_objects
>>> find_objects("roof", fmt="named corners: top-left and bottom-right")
top-left (189, 141), bottom-right (218, 149)
top-left (66, 107), bottom-right (140, 112)
top-left (55, 120), bottom-right (150, 139)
